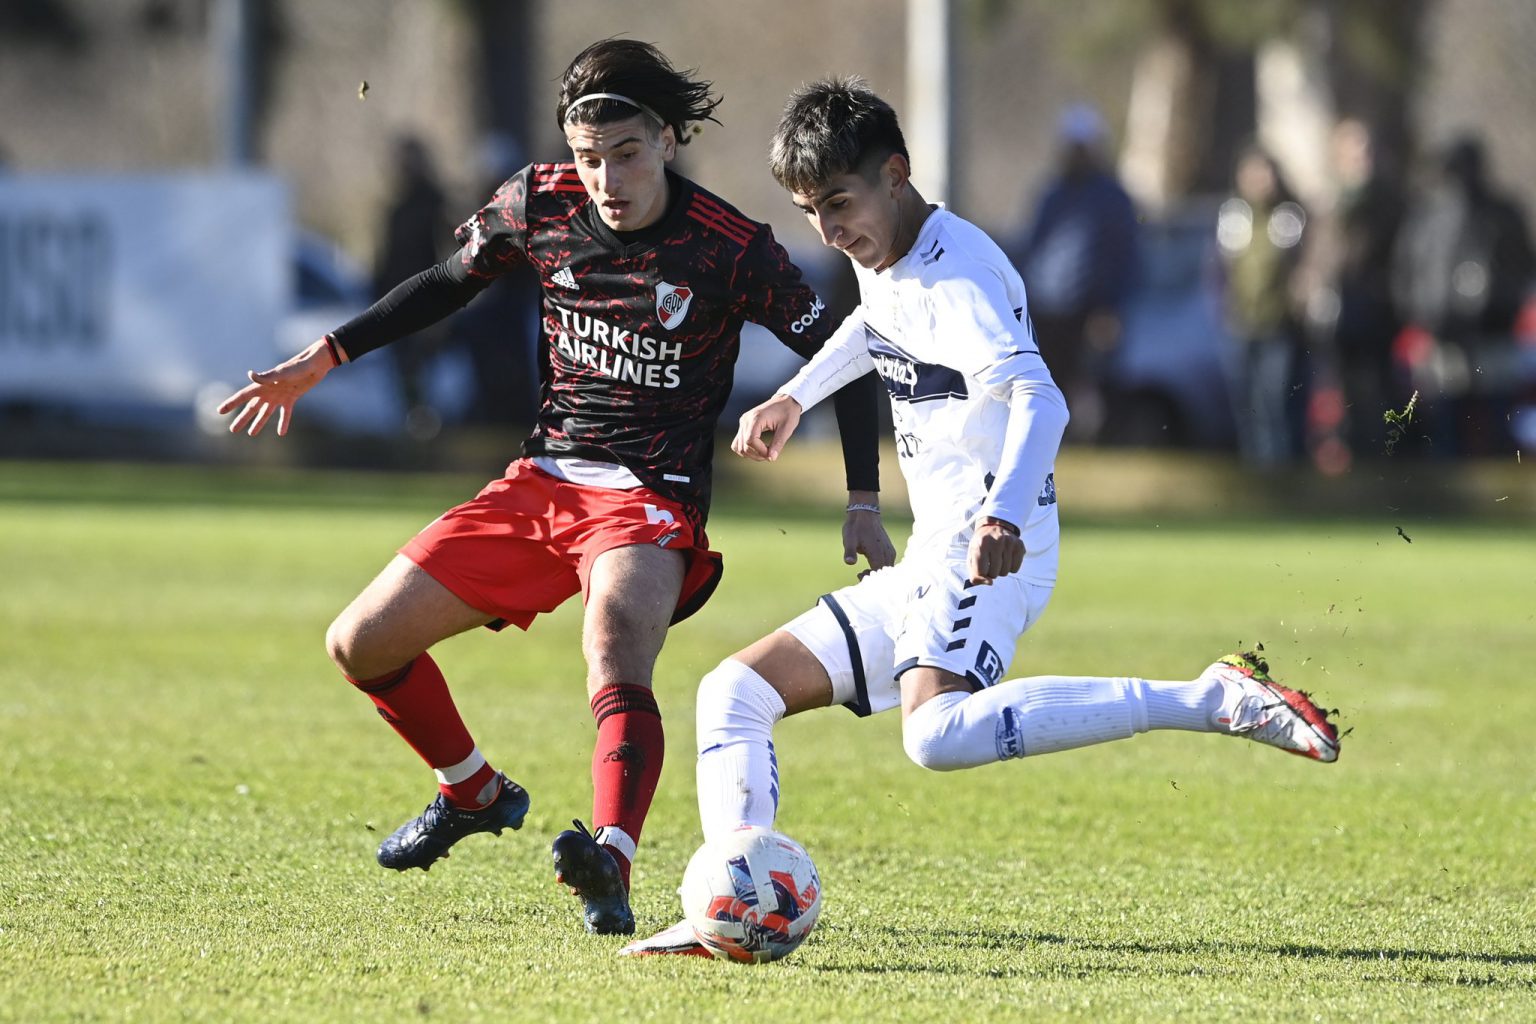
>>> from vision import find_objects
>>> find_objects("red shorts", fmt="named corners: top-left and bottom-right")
top-left (400, 459), bottom-right (723, 631)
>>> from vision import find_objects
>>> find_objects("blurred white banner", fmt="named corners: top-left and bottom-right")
top-left (0, 174), bottom-right (287, 411)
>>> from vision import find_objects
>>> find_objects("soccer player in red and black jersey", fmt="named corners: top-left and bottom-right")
top-left (216, 40), bottom-right (895, 936)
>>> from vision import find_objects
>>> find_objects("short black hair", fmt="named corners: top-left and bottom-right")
top-left (557, 39), bottom-right (721, 145)
top-left (769, 76), bottom-right (908, 194)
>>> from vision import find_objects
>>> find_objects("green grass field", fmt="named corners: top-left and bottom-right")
top-left (2, 461), bottom-right (1532, 1022)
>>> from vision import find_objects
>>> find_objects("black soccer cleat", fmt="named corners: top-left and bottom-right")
top-left (551, 819), bottom-right (635, 935)
top-left (376, 774), bottom-right (531, 871)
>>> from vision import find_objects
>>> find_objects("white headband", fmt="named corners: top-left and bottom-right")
top-left (563, 92), bottom-right (665, 128)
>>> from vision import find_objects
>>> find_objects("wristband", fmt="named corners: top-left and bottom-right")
top-left (984, 515), bottom-right (1020, 536)
top-left (846, 503), bottom-right (882, 514)
top-left (324, 335), bottom-right (343, 368)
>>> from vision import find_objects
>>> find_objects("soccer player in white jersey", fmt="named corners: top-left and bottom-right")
top-left (622, 78), bottom-right (1341, 957)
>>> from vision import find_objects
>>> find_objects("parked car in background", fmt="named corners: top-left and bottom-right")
top-left (264, 232), bottom-right (407, 437)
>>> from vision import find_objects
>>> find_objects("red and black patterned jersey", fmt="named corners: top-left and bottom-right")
top-left (454, 162), bottom-right (843, 523)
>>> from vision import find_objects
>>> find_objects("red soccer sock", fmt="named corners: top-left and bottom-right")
top-left (346, 653), bottom-right (500, 809)
top-left (589, 683), bottom-right (665, 890)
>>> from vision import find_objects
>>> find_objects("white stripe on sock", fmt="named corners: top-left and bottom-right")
top-left (595, 825), bottom-right (637, 864)
top-left (433, 747), bottom-right (487, 786)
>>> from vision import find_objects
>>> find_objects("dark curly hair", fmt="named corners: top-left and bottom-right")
top-left (769, 76), bottom-right (908, 194)
top-left (556, 39), bottom-right (721, 145)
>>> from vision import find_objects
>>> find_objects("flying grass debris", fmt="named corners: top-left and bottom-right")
top-left (1383, 391), bottom-right (1419, 455)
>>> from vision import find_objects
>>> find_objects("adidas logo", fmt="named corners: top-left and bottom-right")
top-left (552, 266), bottom-right (578, 290)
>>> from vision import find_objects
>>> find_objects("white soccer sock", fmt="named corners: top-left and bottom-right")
top-left (695, 660), bottom-right (787, 843)
top-left (904, 674), bottom-right (1209, 771)
top-left (1142, 677), bottom-right (1226, 732)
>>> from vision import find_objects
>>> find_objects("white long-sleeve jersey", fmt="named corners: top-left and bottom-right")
top-left (780, 207), bottom-right (1068, 582)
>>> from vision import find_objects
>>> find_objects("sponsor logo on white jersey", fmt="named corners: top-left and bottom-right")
top-left (552, 266), bottom-right (578, 290)
top-left (655, 281), bottom-right (694, 330)
top-left (868, 331), bottom-right (970, 404)
top-left (871, 351), bottom-right (919, 388)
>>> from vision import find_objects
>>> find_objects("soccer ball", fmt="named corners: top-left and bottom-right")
top-left (678, 826), bottom-right (822, 964)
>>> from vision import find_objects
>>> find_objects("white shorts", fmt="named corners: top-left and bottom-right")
top-left (781, 558), bottom-right (1054, 717)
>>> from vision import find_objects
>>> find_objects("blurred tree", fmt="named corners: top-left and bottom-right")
top-left (0, 0), bottom-right (86, 49)
top-left (970, 0), bottom-right (1429, 207)
top-left (212, 0), bottom-right (288, 165)
top-left (453, 0), bottom-right (535, 161)
top-left (1323, 0), bottom-right (1427, 177)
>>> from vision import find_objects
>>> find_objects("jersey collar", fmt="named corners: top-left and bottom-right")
top-left (878, 202), bottom-right (945, 275)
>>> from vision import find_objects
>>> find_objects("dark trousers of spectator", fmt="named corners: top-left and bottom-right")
top-left (1032, 310), bottom-right (1100, 442)
top-left (1229, 331), bottom-right (1297, 465)
top-left (1334, 293), bottom-right (1399, 456)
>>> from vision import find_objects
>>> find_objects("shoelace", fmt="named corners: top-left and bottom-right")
top-left (558, 819), bottom-right (621, 899)
top-left (418, 795), bottom-right (451, 830)
top-left (420, 778), bottom-right (508, 831)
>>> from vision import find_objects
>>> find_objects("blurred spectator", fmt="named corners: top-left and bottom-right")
top-left (1216, 146), bottom-right (1308, 466)
top-left (448, 133), bottom-right (540, 428)
top-left (1319, 119), bottom-right (1406, 459)
top-left (373, 135), bottom-right (452, 437)
top-left (1392, 135), bottom-right (1536, 454)
top-left (1014, 103), bottom-right (1138, 442)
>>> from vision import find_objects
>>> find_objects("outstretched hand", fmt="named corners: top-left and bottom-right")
top-left (216, 339), bottom-right (336, 437)
top-left (732, 394), bottom-right (803, 462)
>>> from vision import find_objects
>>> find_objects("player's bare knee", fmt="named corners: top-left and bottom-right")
top-left (325, 610), bottom-right (401, 680)
top-left (583, 611), bottom-right (666, 691)
top-left (589, 605), bottom-right (665, 651)
top-left (324, 613), bottom-right (359, 674)
top-left (584, 637), bottom-right (658, 694)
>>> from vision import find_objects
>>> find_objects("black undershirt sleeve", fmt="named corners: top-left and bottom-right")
top-left (328, 257), bottom-right (491, 360)
top-left (828, 372), bottom-right (882, 494)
